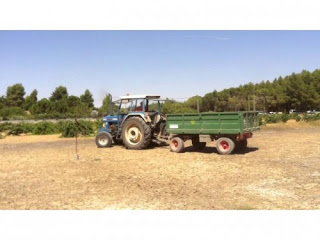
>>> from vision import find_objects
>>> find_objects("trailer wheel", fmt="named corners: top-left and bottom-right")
top-left (95, 132), bottom-right (112, 148)
top-left (170, 137), bottom-right (184, 153)
top-left (216, 137), bottom-right (235, 155)
top-left (192, 139), bottom-right (206, 150)
top-left (122, 117), bottom-right (152, 149)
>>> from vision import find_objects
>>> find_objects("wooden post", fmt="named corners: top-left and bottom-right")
top-left (74, 117), bottom-right (79, 160)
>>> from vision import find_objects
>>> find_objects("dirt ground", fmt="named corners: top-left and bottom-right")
top-left (0, 120), bottom-right (319, 210)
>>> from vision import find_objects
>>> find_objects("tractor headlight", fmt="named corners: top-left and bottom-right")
top-left (103, 123), bottom-right (106, 128)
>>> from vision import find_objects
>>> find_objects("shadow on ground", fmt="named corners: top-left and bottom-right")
top-left (183, 146), bottom-right (259, 155)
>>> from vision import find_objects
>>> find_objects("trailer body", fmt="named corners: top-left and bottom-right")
top-left (166, 112), bottom-right (259, 135)
top-left (166, 112), bottom-right (259, 154)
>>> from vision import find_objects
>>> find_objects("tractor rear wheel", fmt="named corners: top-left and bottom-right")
top-left (95, 132), bottom-right (112, 148)
top-left (122, 117), bottom-right (152, 149)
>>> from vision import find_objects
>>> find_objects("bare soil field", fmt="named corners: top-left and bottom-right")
top-left (0, 120), bottom-right (319, 210)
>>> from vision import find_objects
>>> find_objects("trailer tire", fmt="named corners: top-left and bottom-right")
top-left (96, 132), bottom-right (112, 148)
top-left (216, 137), bottom-right (235, 155)
top-left (122, 117), bottom-right (152, 149)
top-left (170, 137), bottom-right (184, 153)
top-left (192, 139), bottom-right (206, 150)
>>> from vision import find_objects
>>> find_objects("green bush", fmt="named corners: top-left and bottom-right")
top-left (264, 114), bottom-right (281, 123)
top-left (32, 122), bottom-right (57, 135)
top-left (61, 120), bottom-right (94, 137)
top-left (0, 123), bottom-right (14, 132)
top-left (295, 115), bottom-right (302, 122)
top-left (7, 124), bottom-right (28, 135)
top-left (303, 113), bottom-right (320, 122)
top-left (94, 119), bottom-right (103, 132)
top-left (0, 107), bottom-right (26, 119)
top-left (280, 114), bottom-right (289, 123)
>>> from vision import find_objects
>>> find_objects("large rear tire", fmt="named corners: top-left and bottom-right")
top-left (216, 137), bottom-right (235, 155)
top-left (122, 117), bottom-right (152, 149)
top-left (95, 132), bottom-right (112, 148)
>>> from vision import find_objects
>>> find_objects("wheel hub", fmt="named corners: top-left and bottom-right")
top-left (220, 140), bottom-right (229, 150)
top-left (126, 126), bottom-right (142, 145)
top-left (99, 137), bottom-right (107, 144)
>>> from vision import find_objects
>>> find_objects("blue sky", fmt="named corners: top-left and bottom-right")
top-left (1, 31), bottom-right (320, 106)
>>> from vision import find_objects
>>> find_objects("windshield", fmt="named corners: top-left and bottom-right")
top-left (119, 100), bottom-right (132, 114)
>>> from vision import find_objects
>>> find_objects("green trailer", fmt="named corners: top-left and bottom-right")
top-left (165, 112), bottom-right (259, 155)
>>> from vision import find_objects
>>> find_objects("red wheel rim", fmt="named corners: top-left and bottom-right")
top-left (172, 140), bottom-right (178, 148)
top-left (220, 140), bottom-right (229, 150)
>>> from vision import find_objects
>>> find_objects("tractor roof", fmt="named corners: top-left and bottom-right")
top-left (120, 94), bottom-right (161, 100)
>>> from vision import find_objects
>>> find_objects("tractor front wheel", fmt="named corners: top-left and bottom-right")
top-left (95, 132), bottom-right (112, 148)
top-left (122, 117), bottom-right (152, 150)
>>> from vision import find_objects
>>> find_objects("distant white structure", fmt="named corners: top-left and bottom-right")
top-left (91, 110), bottom-right (99, 117)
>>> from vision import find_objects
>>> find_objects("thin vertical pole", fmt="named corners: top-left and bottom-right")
top-left (75, 117), bottom-right (79, 160)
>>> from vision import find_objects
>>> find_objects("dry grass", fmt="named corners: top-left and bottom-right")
top-left (0, 123), bottom-right (319, 210)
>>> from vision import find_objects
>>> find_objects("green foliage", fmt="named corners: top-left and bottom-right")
top-left (100, 94), bottom-right (112, 114)
top-left (67, 95), bottom-right (81, 108)
top-left (280, 114), bottom-right (289, 123)
top-left (162, 100), bottom-right (197, 114)
top-left (80, 89), bottom-right (94, 108)
top-left (264, 114), bottom-right (282, 123)
top-left (258, 115), bottom-right (265, 126)
top-left (49, 86), bottom-right (68, 102)
top-left (23, 89), bottom-right (38, 110)
top-left (303, 113), bottom-right (320, 122)
top-left (61, 120), bottom-right (94, 138)
top-left (0, 107), bottom-right (26, 120)
top-left (295, 115), bottom-right (302, 122)
top-left (6, 84), bottom-right (26, 107)
top-left (7, 123), bottom-right (34, 135)
top-left (0, 120), bottom-right (100, 137)
top-left (0, 123), bottom-right (14, 132)
top-left (30, 98), bottom-right (53, 115)
top-left (192, 69), bottom-right (320, 113)
top-left (185, 95), bottom-right (202, 111)
top-left (32, 122), bottom-right (57, 135)
top-left (0, 96), bottom-right (7, 109)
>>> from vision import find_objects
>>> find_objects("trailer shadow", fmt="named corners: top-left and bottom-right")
top-left (183, 146), bottom-right (259, 155)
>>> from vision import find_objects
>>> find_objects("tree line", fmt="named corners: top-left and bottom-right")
top-left (162, 69), bottom-right (320, 113)
top-left (0, 85), bottom-right (112, 120)
top-left (1, 69), bottom-right (320, 119)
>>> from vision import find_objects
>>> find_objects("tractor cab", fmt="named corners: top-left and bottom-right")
top-left (97, 95), bottom-right (167, 149)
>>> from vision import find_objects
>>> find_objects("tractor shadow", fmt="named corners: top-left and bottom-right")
top-left (183, 146), bottom-right (259, 155)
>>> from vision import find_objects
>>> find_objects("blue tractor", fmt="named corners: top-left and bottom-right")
top-left (95, 95), bottom-right (167, 149)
